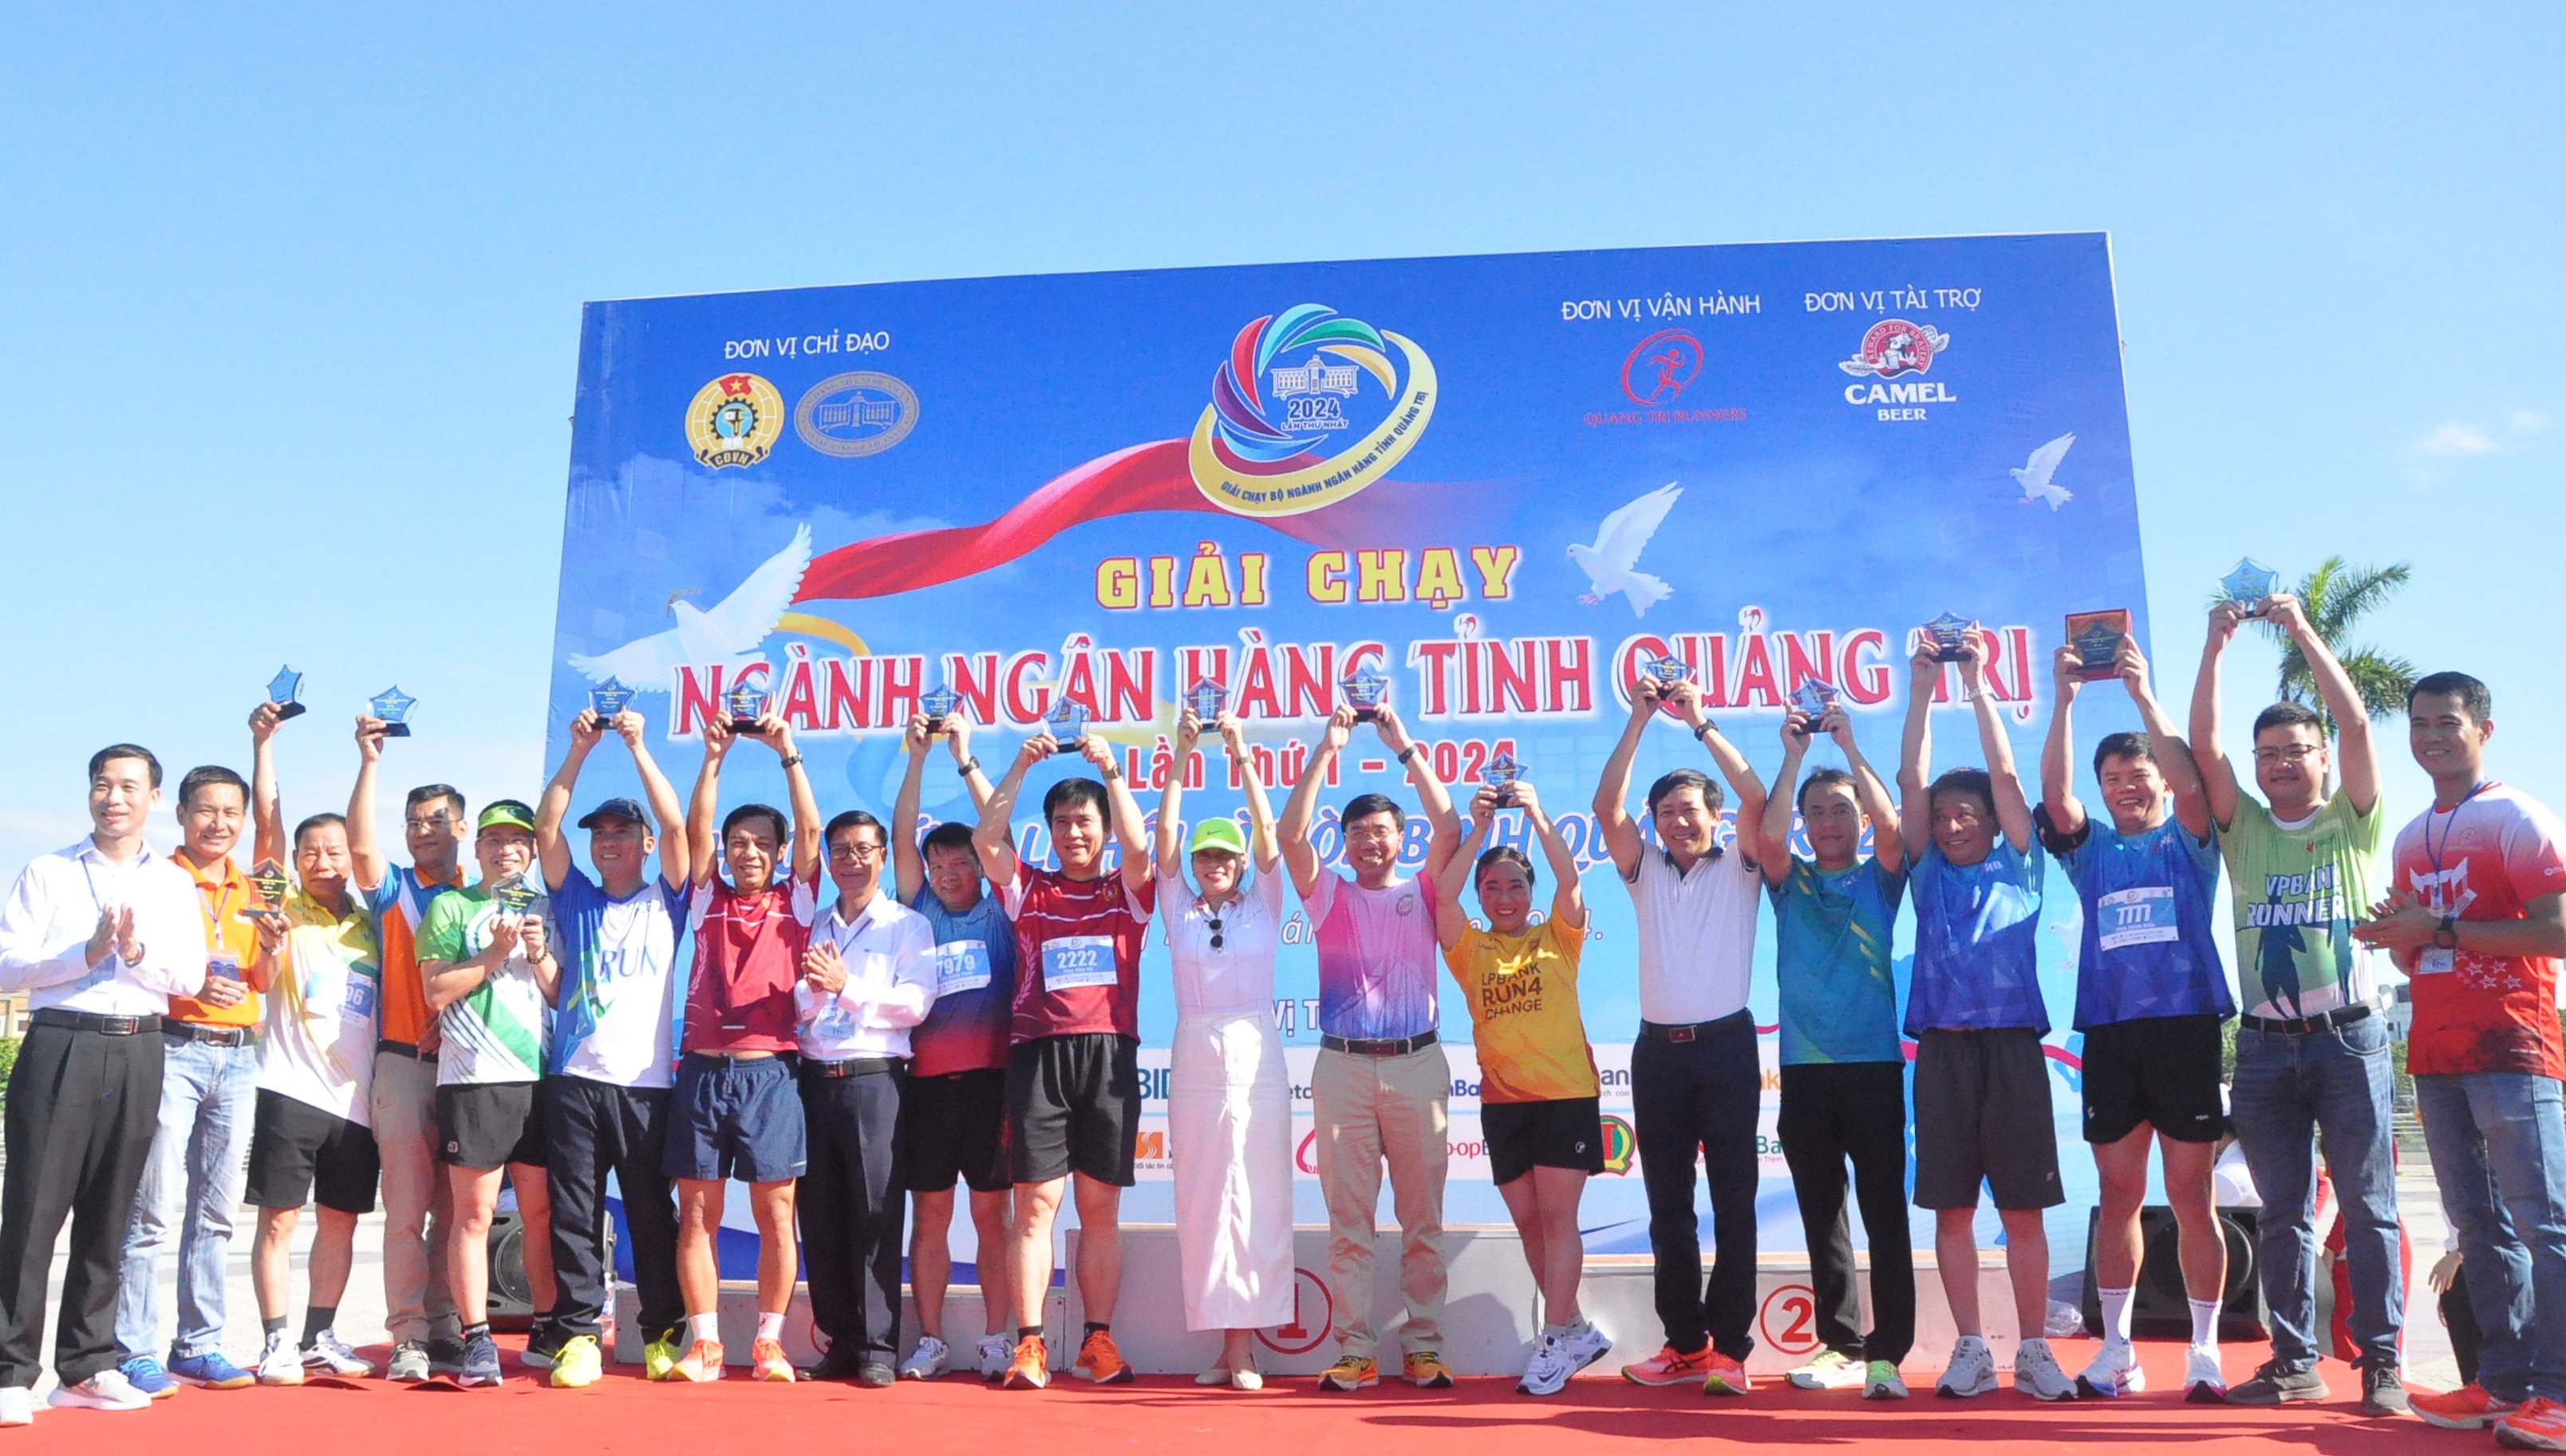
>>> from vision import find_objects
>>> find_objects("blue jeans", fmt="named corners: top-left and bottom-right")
top-left (2229, 1016), bottom-right (2403, 1373)
top-left (115, 1036), bottom-right (255, 1360)
top-left (2416, 1071), bottom-right (2566, 1403)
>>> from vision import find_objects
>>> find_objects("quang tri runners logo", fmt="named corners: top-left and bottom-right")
top-left (1190, 303), bottom-right (1436, 517)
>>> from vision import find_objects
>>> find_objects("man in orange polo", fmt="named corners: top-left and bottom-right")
top-left (348, 713), bottom-right (470, 1382)
top-left (113, 705), bottom-right (272, 1395)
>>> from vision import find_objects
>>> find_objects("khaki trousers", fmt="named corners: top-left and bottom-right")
top-left (1312, 1044), bottom-right (1449, 1359)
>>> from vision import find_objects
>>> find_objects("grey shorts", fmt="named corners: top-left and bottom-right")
top-left (1911, 1028), bottom-right (2063, 1211)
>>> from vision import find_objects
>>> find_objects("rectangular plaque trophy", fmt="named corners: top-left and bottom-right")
top-left (588, 678), bottom-right (636, 722)
top-left (266, 666), bottom-right (306, 722)
top-left (1185, 679), bottom-right (1229, 724)
top-left (2220, 558), bottom-right (2283, 618)
top-left (1482, 750), bottom-right (1524, 807)
top-left (2067, 609), bottom-right (2133, 682)
top-left (246, 858), bottom-right (291, 920)
top-left (1044, 697), bottom-right (1092, 756)
top-left (1341, 664), bottom-right (1390, 723)
top-left (369, 686), bottom-right (416, 738)
top-left (1923, 611), bottom-right (1972, 664)
top-left (920, 684), bottom-right (961, 736)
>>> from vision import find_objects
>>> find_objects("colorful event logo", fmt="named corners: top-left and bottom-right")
top-left (1599, 1114), bottom-right (1636, 1174)
top-left (1620, 328), bottom-right (1703, 404)
top-left (1835, 319), bottom-right (1951, 380)
top-left (1189, 302), bottom-right (1437, 517)
top-left (794, 370), bottom-right (920, 458)
top-left (685, 373), bottom-right (786, 469)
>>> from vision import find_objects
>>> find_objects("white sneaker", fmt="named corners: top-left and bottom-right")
top-left (1789, 1348), bottom-right (1866, 1391)
top-left (2184, 1344), bottom-right (2228, 1403)
top-left (2076, 1340), bottom-right (2143, 1399)
top-left (976, 1334), bottom-right (1013, 1380)
top-left (2012, 1337), bottom-right (2076, 1402)
top-left (0, 1387), bottom-right (33, 1426)
top-left (257, 1334), bottom-right (306, 1387)
top-left (899, 1336), bottom-right (949, 1380)
top-left (303, 1329), bottom-right (373, 1378)
top-left (1516, 1333), bottom-right (1573, 1397)
top-left (1936, 1336), bottom-right (1997, 1399)
top-left (46, 1371), bottom-right (149, 1411)
top-left (1557, 1319), bottom-right (1613, 1379)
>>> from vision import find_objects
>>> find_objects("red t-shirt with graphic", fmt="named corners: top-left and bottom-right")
top-left (681, 870), bottom-right (819, 1055)
top-left (2392, 783), bottom-right (2566, 1079)
top-left (1001, 865), bottom-right (1154, 1043)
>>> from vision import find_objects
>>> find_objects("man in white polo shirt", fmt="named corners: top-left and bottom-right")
top-left (1592, 674), bottom-right (1770, 1397)
top-left (795, 810), bottom-right (937, 1385)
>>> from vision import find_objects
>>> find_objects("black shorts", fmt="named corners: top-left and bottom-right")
top-left (245, 1089), bottom-right (381, 1214)
top-left (900, 1066), bottom-right (1011, 1194)
top-left (1911, 1028), bottom-right (2063, 1211)
top-left (1482, 1095), bottom-right (1606, 1186)
top-left (1006, 1034), bottom-right (1139, 1186)
top-left (2081, 1013), bottom-right (2225, 1145)
top-left (665, 1053), bottom-right (807, 1183)
top-left (436, 1081), bottom-right (547, 1171)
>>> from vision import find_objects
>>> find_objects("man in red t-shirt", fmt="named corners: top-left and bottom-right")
top-left (971, 728), bottom-right (1153, 1391)
top-left (2356, 672), bottom-right (2566, 1442)
top-left (662, 712), bottom-right (821, 1385)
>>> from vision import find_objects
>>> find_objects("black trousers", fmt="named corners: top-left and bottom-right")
top-left (1777, 1061), bottom-right (1916, 1364)
top-left (1631, 1012), bottom-right (1760, 1359)
top-left (0, 1022), bottom-right (163, 1387)
top-left (798, 1065), bottom-right (905, 1363)
top-left (544, 1075), bottom-right (682, 1344)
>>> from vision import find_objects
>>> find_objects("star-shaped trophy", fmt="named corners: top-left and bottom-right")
top-left (266, 665), bottom-right (306, 722)
top-left (588, 678), bottom-right (636, 723)
top-left (724, 681), bottom-right (770, 732)
top-left (246, 858), bottom-right (291, 920)
top-left (1646, 653), bottom-right (1695, 689)
top-left (1483, 750), bottom-right (1525, 807)
top-left (492, 874), bottom-right (539, 919)
top-left (2220, 558), bottom-right (2283, 618)
top-left (369, 686), bottom-right (416, 738)
top-left (1341, 664), bottom-right (1391, 723)
top-left (1185, 679), bottom-right (1229, 724)
top-left (1044, 697), bottom-right (1092, 756)
top-left (921, 684), bottom-right (961, 736)
top-left (1790, 679), bottom-right (1841, 734)
top-left (1922, 611), bottom-right (1972, 663)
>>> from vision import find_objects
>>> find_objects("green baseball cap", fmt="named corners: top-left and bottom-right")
top-left (1188, 817), bottom-right (1247, 858)
top-left (477, 799), bottom-right (538, 835)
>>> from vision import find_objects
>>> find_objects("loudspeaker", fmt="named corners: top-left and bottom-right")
top-left (488, 1208), bottom-right (535, 1330)
top-left (2080, 1205), bottom-right (2267, 1341)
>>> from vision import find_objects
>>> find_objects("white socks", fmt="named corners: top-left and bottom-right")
top-left (756, 1312), bottom-right (785, 1342)
top-left (2099, 1286), bottom-right (2135, 1344)
top-left (2189, 1298), bottom-right (2221, 1350)
top-left (689, 1312), bottom-right (720, 1343)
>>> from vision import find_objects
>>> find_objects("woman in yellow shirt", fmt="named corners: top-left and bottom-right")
top-left (1431, 779), bottom-right (1607, 1395)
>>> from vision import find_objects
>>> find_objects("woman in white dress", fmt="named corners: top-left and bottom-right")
top-left (1156, 707), bottom-right (1293, 1391)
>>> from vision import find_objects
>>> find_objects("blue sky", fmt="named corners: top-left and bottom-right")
top-left (1, 3), bottom-right (2559, 874)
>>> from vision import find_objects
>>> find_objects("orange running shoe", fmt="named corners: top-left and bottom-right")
top-left (1621, 1344), bottom-right (1710, 1387)
top-left (1075, 1329), bottom-right (1135, 1384)
top-left (750, 1338), bottom-right (795, 1383)
top-left (1317, 1355), bottom-right (1377, 1391)
top-left (670, 1339), bottom-right (726, 1383)
top-left (2497, 1397), bottom-right (2566, 1451)
top-left (2417, 1382), bottom-right (2525, 1430)
top-left (1703, 1351), bottom-right (1753, 1396)
top-left (1004, 1335), bottom-right (1050, 1390)
top-left (1402, 1350), bottom-right (1455, 1389)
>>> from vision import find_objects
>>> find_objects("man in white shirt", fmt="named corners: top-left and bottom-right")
top-left (533, 705), bottom-right (693, 1387)
top-left (795, 809), bottom-right (936, 1386)
top-left (0, 744), bottom-right (212, 1423)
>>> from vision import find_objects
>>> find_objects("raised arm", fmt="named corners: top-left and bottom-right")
top-left (2190, 602), bottom-right (2246, 829)
top-left (1897, 634), bottom-right (1938, 862)
top-left (1223, 715), bottom-right (1282, 875)
top-left (537, 710), bottom-right (605, 892)
top-left (2272, 593), bottom-right (2380, 816)
top-left (2119, 641), bottom-right (2213, 840)
top-left (249, 702), bottom-right (285, 869)
top-left (768, 713), bottom-right (822, 886)
top-left (893, 717), bottom-right (934, 904)
top-left (1762, 712), bottom-right (1810, 886)
top-left (685, 718), bottom-right (735, 889)
top-left (1155, 710), bottom-right (1205, 882)
top-left (617, 711), bottom-right (690, 890)
top-left (973, 733), bottom-right (1056, 893)
top-left (347, 716), bottom-right (389, 893)
top-left (1963, 627), bottom-right (2035, 855)
top-left (2039, 645), bottom-right (2087, 839)
top-left (1832, 708), bottom-right (1904, 876)
top-left (1672, 680), bottom-right (1766, 862)
top-left (1376, 705), bottom-right (1457, 838)
top-left (1518, 782), bottom-right (1585, 930)
top-left (1432, 791), bottom-right (1494, 952)
top-left (1593, 677), bottom-right (1664, 879)
top-left (1277, 709), bottom-right (1353, 898)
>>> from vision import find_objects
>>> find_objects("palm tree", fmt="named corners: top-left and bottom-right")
top-left (2251, 555), bottom-right (2417, 736)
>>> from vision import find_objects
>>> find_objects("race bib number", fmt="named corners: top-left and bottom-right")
top-left (813, 1001), bottom-right (856, 1038)
top-left (1040, 935), bottom-right (1117, 992)
top-left (339, 975), bottom-right (378, 1023)
top-left (2418, 947), bottom-right (2456, 977)
top-left (934, 940), bottom-right (993, 996)
top-left (2096, 886), bottom-right (2178, 952)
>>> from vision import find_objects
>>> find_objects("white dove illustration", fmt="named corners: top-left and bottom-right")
top-left (1567, 483), bottom-right (1681, 617)
top-left (567, 524), bottom-right (814, 691)
top-left (2010, 432), bottom-right (2076, 510)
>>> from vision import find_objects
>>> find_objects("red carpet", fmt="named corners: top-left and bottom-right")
top-left (10, 1337), bottom-right (2434, 1454)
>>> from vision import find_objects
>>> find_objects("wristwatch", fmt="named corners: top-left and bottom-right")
top-left (1692, 719), bottom-right (1720, 742)
top-left (956, 757), bottom-right (981, 779)
top-left (2434, 916), bottom-right (2460, 951)
top-left (1396, 744), bottom-right (1423, 766)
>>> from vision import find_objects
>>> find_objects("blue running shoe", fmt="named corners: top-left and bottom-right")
top-left (116, 1355), bottom-right (180, 1400)
top-left (458, 1332), bottom-right (503, 1389)
top-left (168, 1351), bottom-right (255, 1389)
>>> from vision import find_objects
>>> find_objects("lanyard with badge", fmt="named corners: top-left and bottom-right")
top-left (75, 852), bottom-right (136, 990)
top-left (196, 874), bottom-right (243, 983)
top-left (2416, 781), bottom-right (2491, 977)
top-left (809, 906), bottom-right (874, 1035)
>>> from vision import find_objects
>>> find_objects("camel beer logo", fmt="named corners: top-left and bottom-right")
top-left (686, 373), bottom-right (787, 468)
top-left (1190, 303), bottom-right (1437, 517)
top-left (1837, 319), bottom-right (1957, 420)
